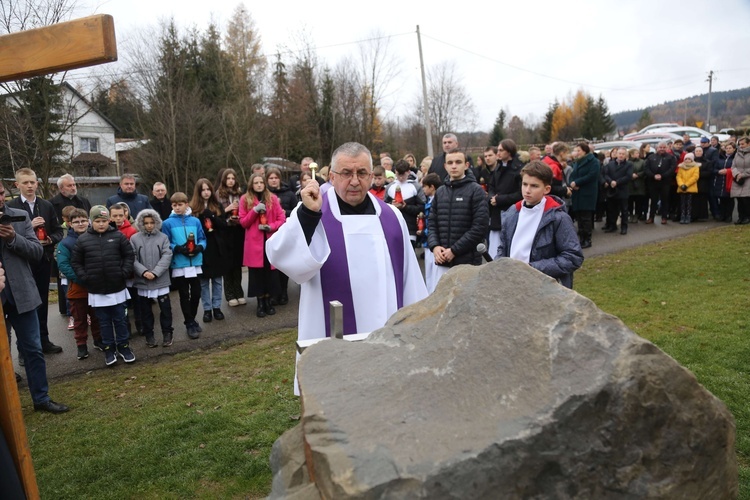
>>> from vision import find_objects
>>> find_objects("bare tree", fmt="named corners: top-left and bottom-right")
top-left (413, 61), bottom-right (476, 151)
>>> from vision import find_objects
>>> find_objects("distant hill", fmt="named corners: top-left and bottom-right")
top-left (612, 87), bottom-right (750, 133)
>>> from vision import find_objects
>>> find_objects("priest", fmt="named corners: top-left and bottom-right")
top-left (267, 142), bottom-right (428, 393)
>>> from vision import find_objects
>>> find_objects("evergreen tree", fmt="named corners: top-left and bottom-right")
top-left (636, 109), bottom-right (653, 130)
top-left (580, 96), bottom-right (597, 140)
top-left (594, 95), bottom-right (615, 138)
top-left (489, 109), bottom-right (506, 146)
top-left (541, 101), bottom-right (558, 144)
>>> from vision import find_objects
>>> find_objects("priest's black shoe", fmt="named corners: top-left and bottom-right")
top-left (42, 340), bottom-right (63, 354)
top-left (34, 400), bottom-right (70, 414)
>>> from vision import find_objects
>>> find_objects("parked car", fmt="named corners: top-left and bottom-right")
top-left (650, 126), bottom-right (730, 143)
top-left (624, 132), bottom-right (682, 143)
top-left (591, 140), bottom-right (643, 155)
top-left (623, 122), bottom-right (680, 139)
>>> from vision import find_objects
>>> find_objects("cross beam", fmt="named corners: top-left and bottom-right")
top-left (0, 14), bottom-right (117, 83)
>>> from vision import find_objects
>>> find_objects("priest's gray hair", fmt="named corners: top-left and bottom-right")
top-left (331, 142), bottom-right (373, 170)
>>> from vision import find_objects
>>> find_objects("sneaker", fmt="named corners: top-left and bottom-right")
top-left (192, 321), bottom-right (203, 333)
top-left (145, 334), bottom-right (158, 348)
top-left (67, 316), bottom-right (74, 330)
top-left (93, 339), bottom-right (106, 352)
top-left (186, 325), bottom-right (200, 340)
top-left (203, 310), bottom-right (213, 323)
top-left (163, 332), bottom-right (173, 347)
top-left (213, 308), bottom-right (225, 320)
top-left (237, 297), bottom-right (247, 305)
top-left (104, 346), bottom-right (117, 366)
top-left (228, 299), bottom-right (239, 307)
top-left (77, 345), bottom-right (89, 360)
top-left (117, 344), bottom-right (136, 363)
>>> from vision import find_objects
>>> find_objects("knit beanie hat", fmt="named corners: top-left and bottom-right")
top-left (89, 205), bottom-right (109, 221)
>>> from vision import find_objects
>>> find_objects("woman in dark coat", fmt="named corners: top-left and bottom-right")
top-left (190, 179), bottom-right (229, 323)
top-left (569, 142), bottom-right (600, 248)
top-left (714, 142), bottom-right (736, 222)
top-left (215, 168), bottom-right (246, 306)
top-left (691, 146), bottom-right (712, 221)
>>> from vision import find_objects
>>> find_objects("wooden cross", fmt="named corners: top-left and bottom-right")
top-left (0, 14), bottom-right (117, 499)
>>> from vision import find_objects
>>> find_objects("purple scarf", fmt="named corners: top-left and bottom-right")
top-left (319, 193), bottom-right (405, 337)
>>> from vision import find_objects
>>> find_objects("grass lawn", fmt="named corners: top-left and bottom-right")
top-left (19, 225), bottom-right (749, 497)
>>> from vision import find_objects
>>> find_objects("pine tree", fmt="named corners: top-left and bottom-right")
top-left (489, 109), bottom-right (506, 146)
top-left (636, 109), bottom-right (653, 130)
top-left (580, 96), bottom-right (597, 140)
top-left (541, 101), bottom-right (558, 144)
top-left (594, 95), bottom-right (615, 138)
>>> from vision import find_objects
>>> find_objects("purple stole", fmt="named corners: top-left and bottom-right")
top-left (319, 193), bottom-right (405, 337)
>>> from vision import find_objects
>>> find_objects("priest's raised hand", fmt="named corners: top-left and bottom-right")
top-left (300, 180), bottom-right (322, 212)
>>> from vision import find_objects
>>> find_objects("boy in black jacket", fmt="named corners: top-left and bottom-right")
top-left (427, 149), bottom-right (489, 286)
top-left (71, 206), bottom-right (136, 366)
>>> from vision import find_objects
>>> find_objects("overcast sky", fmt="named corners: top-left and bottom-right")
top-left (76, 0), bottom-right (750, 131)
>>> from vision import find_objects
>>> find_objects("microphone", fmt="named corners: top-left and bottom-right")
top-left (477, 242), bottom-right (493, 263)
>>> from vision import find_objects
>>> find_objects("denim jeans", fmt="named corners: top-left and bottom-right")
top-left (5, 304), bottom-right (49, 404)
top-left (93, 302), bottom-right (129, 348)
top-left (139, 293), bottom-right (173, 335)
top-left (200, 276), bottom-right (223, 310)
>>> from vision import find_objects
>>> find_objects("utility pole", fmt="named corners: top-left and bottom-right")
top-left (417, 25), bottom-right (433, 157)
top-left (706, 70), bottom-right (714, 131)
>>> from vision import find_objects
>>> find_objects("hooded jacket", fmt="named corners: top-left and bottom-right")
top-left (161, 211), bottom-right (207, 269)
top-left (497, 195), bottom-right (584, 289)
top-left (427, 173), bottom-right (489, 266)
top-left (71, 224), bottom-right (134, 294)
top-left (676, 161), bottom-right (700, 194)
top-left (56, 226), bottom-right (88, 299)
top-left (131, 209), bottom-right (173, 290)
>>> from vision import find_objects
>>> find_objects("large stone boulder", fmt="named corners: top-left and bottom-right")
top-left (270, 259), bottom-right (737, 499)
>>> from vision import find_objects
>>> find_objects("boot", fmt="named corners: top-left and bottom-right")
top-left (278, 291), bottom-right (289, 305)
top-left (256, 297), bottom-right (266, 318)
top-left (265, 295), bottom-right (276, 316)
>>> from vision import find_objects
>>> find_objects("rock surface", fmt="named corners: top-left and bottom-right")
top-left (270, 258), bottom-right (737, 499)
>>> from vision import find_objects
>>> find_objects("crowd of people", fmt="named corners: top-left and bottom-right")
top-left (5, 131), bottom-right (747, 409)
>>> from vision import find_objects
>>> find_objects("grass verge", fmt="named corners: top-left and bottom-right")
top-left (575, 225), bottom-right (750, 496)
top-left (21, 226), bottom-right (750, 497)
top-left (22, 330), bottom-right (298, 499)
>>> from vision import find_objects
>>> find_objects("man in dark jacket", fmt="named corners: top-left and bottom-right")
top-left (0, 180), bottom-right (69, 413)
top-left (149, 182), bottom-right (172, 222)
top-left (7, 168), bottom-right (64, 354)
top-left (428, 149), bottom-right (489, 283)
top-left (602, 147), bottom-right (633, 234)
top-left (428, 133), bottom-right (474, 182)
top-left (50, 173), bottom-right (92, 221)
top-left (106, 173), bottom-right (150, 217)
top-left (644, 141), bottom-right (677, 224)
top-left (487, 139), bottom-right (523, 258)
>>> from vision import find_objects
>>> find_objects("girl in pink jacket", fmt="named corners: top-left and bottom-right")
top-left (239, 173), bottom-right (286, 317)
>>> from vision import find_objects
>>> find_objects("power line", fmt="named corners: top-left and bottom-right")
top-left (420, 32), bottom-right (706, 93)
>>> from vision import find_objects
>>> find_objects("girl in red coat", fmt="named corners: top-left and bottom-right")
top-left (239, 173), bottom-right (286, 317)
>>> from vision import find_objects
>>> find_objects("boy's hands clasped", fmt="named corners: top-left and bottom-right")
top-left (432, 245), bottom-right (455, 265)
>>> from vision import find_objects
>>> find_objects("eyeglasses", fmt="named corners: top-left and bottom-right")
top-left (332, 169), bottom-right (371, 181)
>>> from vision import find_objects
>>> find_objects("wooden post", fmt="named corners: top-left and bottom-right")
top-left (0, 303), bottom-right (39, 499)
top-left (0, 13), bottom-right (118, 500)
top-left (0, 14), bottom-right (117, 82)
